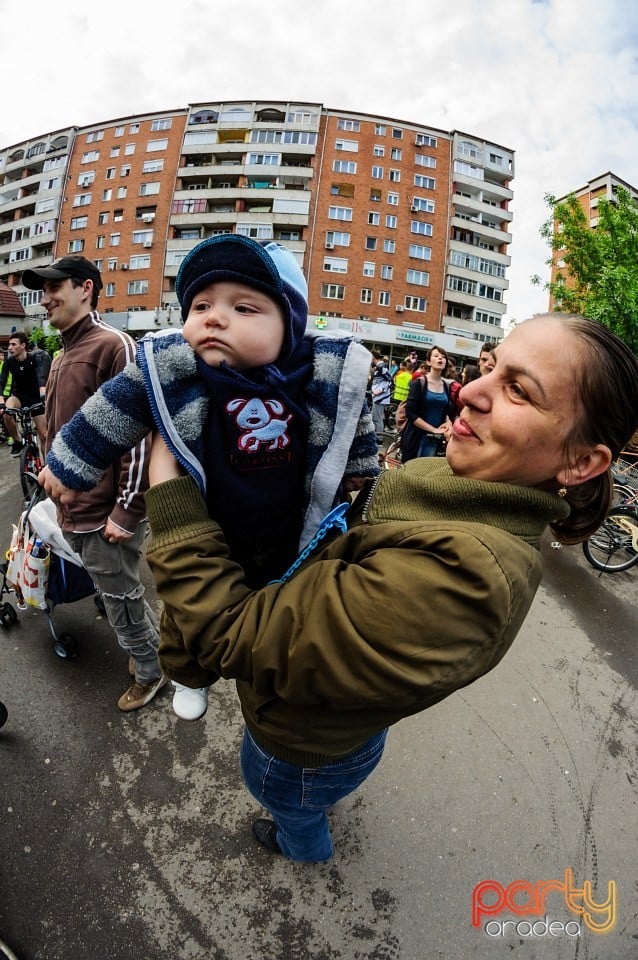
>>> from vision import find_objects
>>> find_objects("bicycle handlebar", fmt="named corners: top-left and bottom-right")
top-left (2, 401), bottom-right (45, 419)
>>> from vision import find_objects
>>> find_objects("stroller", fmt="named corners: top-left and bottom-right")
top-left (0, 488), bottom-right (97, 659)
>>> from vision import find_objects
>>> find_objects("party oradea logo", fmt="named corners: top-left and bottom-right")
top-left (472, 868), bottom-right (616, 938)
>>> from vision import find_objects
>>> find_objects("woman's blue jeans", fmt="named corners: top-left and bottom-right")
top-left (241, 727), bottom-right (388, 862)
top-left (417, 434), bottom-right (442, 458)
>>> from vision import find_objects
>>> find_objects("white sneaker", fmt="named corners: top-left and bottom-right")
top-left (172, 682), bottom-right (208, 721)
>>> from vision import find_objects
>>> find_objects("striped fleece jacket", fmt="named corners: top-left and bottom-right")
top-left (47, 330), bottom-right (380, 551)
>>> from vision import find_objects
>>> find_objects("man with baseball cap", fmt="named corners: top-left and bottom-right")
top-left (22, 255), bottom-right (166, 712)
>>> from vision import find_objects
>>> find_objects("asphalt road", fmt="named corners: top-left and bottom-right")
top-left (0, 445), bottom-right (635, 960)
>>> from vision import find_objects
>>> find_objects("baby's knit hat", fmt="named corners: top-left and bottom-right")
top-left (175, 235), bottom-right (308, 361)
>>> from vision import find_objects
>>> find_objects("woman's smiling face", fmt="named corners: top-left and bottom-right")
top-left (447, 317), bottom-right (589, 488)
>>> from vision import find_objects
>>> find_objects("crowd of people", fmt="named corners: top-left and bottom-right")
top-left (2, 245), bottom-right (635, 865)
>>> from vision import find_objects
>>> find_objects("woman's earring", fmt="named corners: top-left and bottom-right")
top-left (557, 486), bottom-right (568, 498)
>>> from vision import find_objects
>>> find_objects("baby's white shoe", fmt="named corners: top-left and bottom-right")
top-left (172, 682), bottom-right (208, 721)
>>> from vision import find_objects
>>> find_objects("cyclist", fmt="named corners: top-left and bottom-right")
top-left (0, 332), bottom-right (50, 455)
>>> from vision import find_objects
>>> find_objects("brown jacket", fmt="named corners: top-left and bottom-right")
top-left (45, 311), bottom-right (149, 534)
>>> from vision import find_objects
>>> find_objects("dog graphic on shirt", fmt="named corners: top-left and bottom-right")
top-left (227, 397), bottom-right (292, 452)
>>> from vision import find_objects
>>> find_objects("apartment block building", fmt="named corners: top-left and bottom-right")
top-left (0, 100), bottom-right (514, 361)
top-left (549, 171), bottom-right (638, 310)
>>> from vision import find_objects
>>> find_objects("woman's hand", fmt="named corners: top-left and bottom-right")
top-left (148, 433), bottom-right (184, 486)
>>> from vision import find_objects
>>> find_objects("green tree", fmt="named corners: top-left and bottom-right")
top-left (533, 186), bottom-right (638, 352)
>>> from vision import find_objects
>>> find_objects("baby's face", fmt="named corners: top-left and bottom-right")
top-left (183, 281), bottom-right (285, 370)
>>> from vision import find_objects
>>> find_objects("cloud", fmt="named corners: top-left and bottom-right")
top-left (0, 0), bottom-right (635, 323)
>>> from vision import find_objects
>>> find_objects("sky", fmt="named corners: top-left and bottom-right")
top-left (1, 0), bottom-right (636, 325)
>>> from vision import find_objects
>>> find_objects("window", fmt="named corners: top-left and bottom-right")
top-left (78, 171), bottom-right (95, 187)
top-left (139, 181), bottom-right (160, 196)
top-left (371, 165), bottom-right (383, 179)
top-left (381, 265), bottom-right (393, 280)
top-left (414, 175), bottom-right (435, 190)
top-left (121, 164), bottom-right (132, 177)
top-left (73, 193), bottom-right (91, 207)
top-left (337, 118), bottom-right (360, 131)
top-left (333, 160), bottom-right (357, 174)
top-left (110, 233), bottom-right (121, 247)
top-left (129, 254), bottom-right (151, 270)
top-left (81, 150), bottom-right (100, 163)
top-left (365, 236), bottom-right (377, 250)
top-left (98, 213), bottom-right (108, 225)
top-left (105, 167), bottom-right (116, 180)
top-left (335, 139), bottom-right (358, 152)
top-left (102, 189), bottom-right (112, 201)
top-left (379, 291), bottom-right (391, 306)
top-left (375, 124), bottom-right (386, 135)
top-left (415, 153), bottom-right (437, 168)
top-left (373, 145), bottom-right (385, 157)
top-left (360, 288), bottom-right (373, 303)
top-left (321, 283), bottom-right (345, 300)
top-left (389, 169), bottom-right (401, 182)
top-left (35, 198), bottom-right (54, 214)
top-left (409, 243), bottom-right (432, 260)
top-left (392, 128), bottom-right (403, 139)
top-left (124, 143), bottom-right (136, 156)
top-left (363, 261), bottom-right (375, 277)
top-left (387, 192), bottom-right (399, 206)
top-left (328, 205), bottom-right (353, 221)
top-left (368, 211), bottom-right (380, 225)
top-left (454, 160), bottom-right (484, 179)
top-left (171, 198), bottom-right (206, 214)
top-left (383, 239), bottom-right (396, 253)
top-left (411, 221), bottom-right (433, 236)
top-left (411, 196), bottom-right (435, 213)
top-left (391, 147), bottom-right (402, 160)
top-left (105, 283), bottom-right (115, 297)
top-left (143, 159), bottom-right (164, 173)
top-left (478, 284), bottom-right (502, 301)
top-left (236, 223), bottom-right (274, 239)
top-left (113, 209), bottom-right (124, 222)
top-left (448, 276), bottom-right (476, 294)
top-left (151, 118), bottom-right (173, 131)
top-left (86, 130), bottom-right (104, 143)
top-left (129, 123), bottom-right (140, 133)
top-left (116, 187), bottom-right (127, 199)
top-left (128, 280), bottom-right (149, 295)
top-left (146, 138), bottom-right (168, 152)
top-left (132, 229), bottom-right (154, 244)
top-left (407, 269), bottom-right (430, 285)
top-left (108, 258), bottom-right (118, 271)
top-left (247, 152), bottom-right (281, 165)
top-left (96, 235), bottom-right (105, 249)
top-left (110, 146), bottom-right (121, 158)
top-left (385, 215), bottom-right (397, 229)
top-left (325, 231), bottom-right (350, 247)
top-left (68, 239), bottom-right (84, 253)
top-left (323, 256), bottom-right (348, 273)
top-left (489, 153), bottom-right (503, 166)
top-left (70, 216), bottom-right (88, 230)
top-left (415, 133), bottom-right (437, 147)
top-left (475, 310), bottom-right (502, 325)
top-left (405, 296), bottom-right (427, 311)
top-left (114, 126), bottom-right (124, 137)
top-left (370, 188), bottom-right (381, 202)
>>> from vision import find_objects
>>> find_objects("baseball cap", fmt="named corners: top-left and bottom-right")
top-left (21, 255), bottom-right (103, 291)
top-left (176, 234), bottom-right (308, 360)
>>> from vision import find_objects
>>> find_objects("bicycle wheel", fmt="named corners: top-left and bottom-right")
top-left (19, 443), bottom-right (42, 500)
top-left (611, 483), bottom-right (634, 506)
top-left (583, 507), bottom-right (638, 573)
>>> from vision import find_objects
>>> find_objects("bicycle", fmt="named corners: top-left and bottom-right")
top-left (3, 401), bottom-right (45, 501)
top-left (582, 456), bottom-right (638, 573)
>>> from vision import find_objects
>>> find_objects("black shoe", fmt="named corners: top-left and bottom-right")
top-left (252, 818), bottom-right (282, 855)
top-left (10, 445), bottom-right (21, 458)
